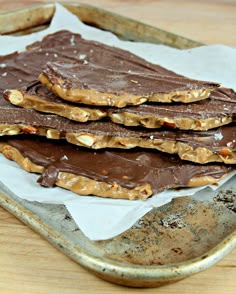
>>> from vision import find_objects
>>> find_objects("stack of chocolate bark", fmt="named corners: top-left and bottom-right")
top-left (0, 30), bottom-right (235, 200)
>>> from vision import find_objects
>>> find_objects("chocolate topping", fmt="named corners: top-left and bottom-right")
top-left (1, 136), bottom-right (234, 194)
top-left (0, 30), bottom-right (178, 97)
top-left (42, 61), bottom-right (218, 96)
top-left (27, 81), bottom-right (62, 103)
top-left (26, 30), bottom-right (175, 75)
top-left (1, 30), bottom-right (219, 108)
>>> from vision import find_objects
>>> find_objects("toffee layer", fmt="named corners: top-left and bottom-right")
top-left (5, 85), bottom-right (235, 130)
top-left (4, 83), bottom-right (107, 122)
top-left (0, 136), bottom-right (234, 200)
top-left (39, 61), bottom-right (218, 107)
top-left (0, 98), bottom-right (235, 164)
top-left (4, 82), bottom-right (236, 131)
top-left (109, 88), bottom-right (236, 130)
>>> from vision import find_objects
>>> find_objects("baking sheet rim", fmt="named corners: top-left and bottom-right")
top-left (0, 190), bottom-right (235, 287)
top-left (0, 2), bottom-right (235, 287)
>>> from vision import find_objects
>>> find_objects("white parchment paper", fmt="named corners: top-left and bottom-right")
top-left (0, 3), bottom-right (235, 240)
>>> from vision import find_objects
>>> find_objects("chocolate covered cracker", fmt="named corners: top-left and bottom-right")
top-left (0, 136), bottom-right (234, 200)
top-left (39, 61), bottom-right (218, 107)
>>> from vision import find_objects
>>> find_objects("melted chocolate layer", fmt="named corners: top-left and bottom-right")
top-left (0, 30), bottom-right (178, 97)
top-left (43, 61), bottom-right (218, 95)
top-left (1, 30), bottom-right (218, 101)
top-left (1, 136), bottom-right (234, 193)
top-left (26, 30), bottom-right (175, 75)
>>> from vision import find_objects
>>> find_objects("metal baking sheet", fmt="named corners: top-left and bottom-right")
top-left (0, 2), bottom-right (235, 287)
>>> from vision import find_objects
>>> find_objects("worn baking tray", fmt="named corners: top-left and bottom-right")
top-left (0, 2), bottom-right (235, 288)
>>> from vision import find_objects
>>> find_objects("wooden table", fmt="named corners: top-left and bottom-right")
top-left (0, 1), bottom-right (235, 293)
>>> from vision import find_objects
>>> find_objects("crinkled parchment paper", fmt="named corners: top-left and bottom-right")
top-left (0, 3), bottom-right (235, 240)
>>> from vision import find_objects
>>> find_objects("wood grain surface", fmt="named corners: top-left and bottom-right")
top-left (0, 1), bottom-right (235, 293)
